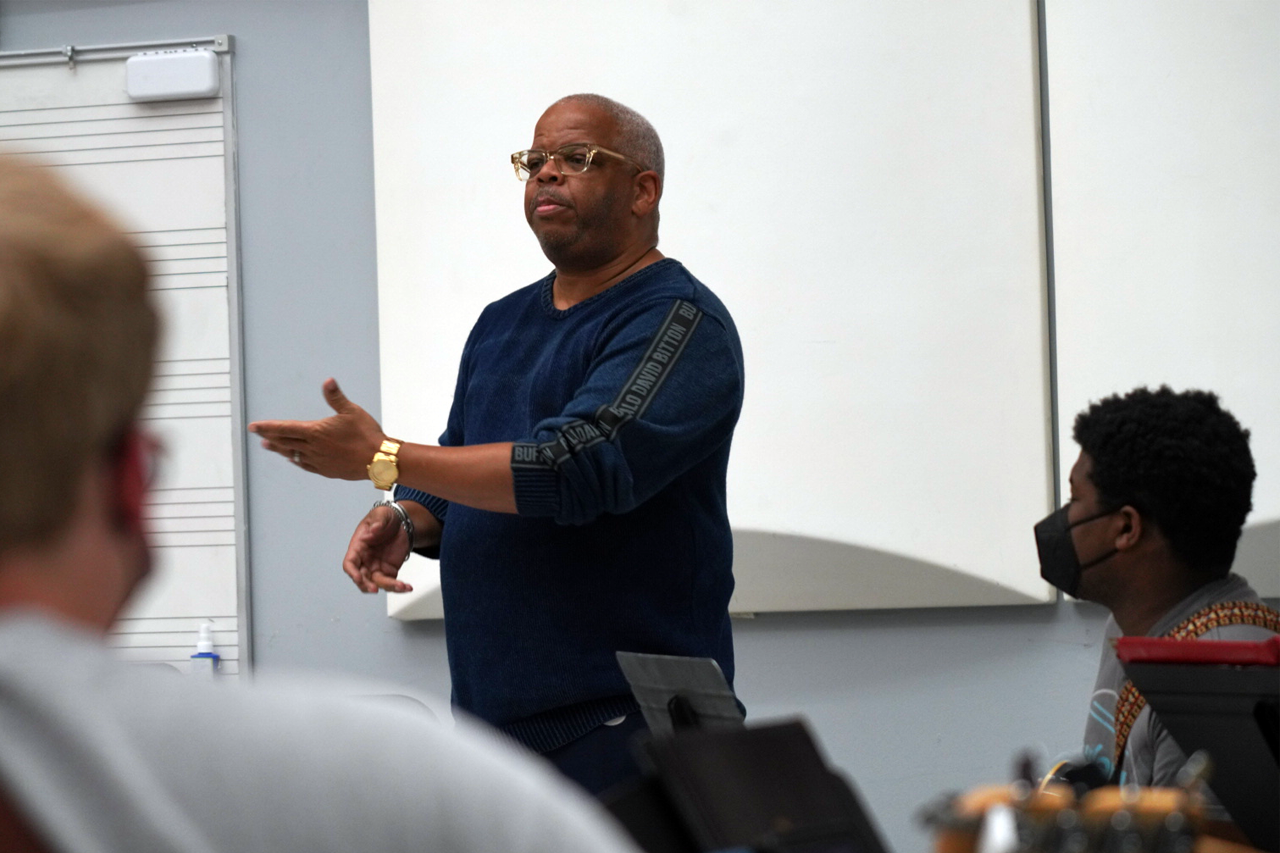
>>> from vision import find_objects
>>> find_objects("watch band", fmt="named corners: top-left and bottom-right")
top-left (374, 499), bottom-right (415, 565)
top-left (367, 438), bottom-right (402, 490)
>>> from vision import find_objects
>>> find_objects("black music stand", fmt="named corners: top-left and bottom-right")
top-left (616, 651), bottom-right (745, 736)
top-left (609, 653), bottom-right (889, 853)
top-left (636, 719), bottom-right (892, 853)
top-left (1122, 658), bottom-right (1279, 852)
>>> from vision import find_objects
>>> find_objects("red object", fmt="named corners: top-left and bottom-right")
top-left (1115, 634), bottom-right (1280, 666)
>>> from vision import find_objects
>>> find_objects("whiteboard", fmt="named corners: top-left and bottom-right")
top-left (369, 0), bottom-right (1056, 616)
top-left (0, 37), bottom-right (251, 669)
top-left (1046, 0), bottom-right (1280, 596)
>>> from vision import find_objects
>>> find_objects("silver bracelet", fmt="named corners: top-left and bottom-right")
top-left (374, 499), bottom-right (415, 564)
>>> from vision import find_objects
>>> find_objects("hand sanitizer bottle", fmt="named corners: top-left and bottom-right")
top-left (190, 621), bottom-right (220, 678)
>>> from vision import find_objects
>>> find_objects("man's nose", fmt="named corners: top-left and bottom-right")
top-left (534, 157), bottom-right (563, 183)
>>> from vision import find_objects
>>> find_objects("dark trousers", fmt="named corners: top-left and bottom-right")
top-left (543, 713), bottom-right (648, 796)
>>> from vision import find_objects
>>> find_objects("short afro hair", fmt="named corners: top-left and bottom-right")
top-left (1073, 386), bottom-right (1254, 577)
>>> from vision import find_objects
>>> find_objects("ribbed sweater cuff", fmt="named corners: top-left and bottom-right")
top-left (392, 486), bottom-right (448, 559)
top-left (500, 695), bottom-right (640, 754)
top-left (511, 450), bottom-right (560, 516)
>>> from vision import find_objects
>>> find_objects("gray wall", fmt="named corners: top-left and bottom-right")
top-left (0, 3), bottom-right (1116, 850)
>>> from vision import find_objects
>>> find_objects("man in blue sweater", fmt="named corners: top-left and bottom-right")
top-left (250, 94), bottom-right (745, 793)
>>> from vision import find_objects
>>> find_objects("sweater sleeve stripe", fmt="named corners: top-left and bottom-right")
top-left (608, 298), bottom-right (703, 423)
top-left (511, 299), bottom-right (703, 474)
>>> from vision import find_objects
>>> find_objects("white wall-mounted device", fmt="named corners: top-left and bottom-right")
top-left (126, 48), bottom-right (220, 101)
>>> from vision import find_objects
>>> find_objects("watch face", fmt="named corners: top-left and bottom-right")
top-left (369, 456), bottom-right (398, 486)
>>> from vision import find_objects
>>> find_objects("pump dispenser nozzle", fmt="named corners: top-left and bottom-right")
top-left (196, 622), bottom-right (215, 654)
top-left (190, 621), bottom-right (220, 677)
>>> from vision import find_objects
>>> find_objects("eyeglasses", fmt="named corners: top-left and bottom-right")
top-left (138, 432), bottom-right (166, 490)
top-left (109, 427), bottom-right (167, 490)
top-left (510, 143), bottom-right (645, 181)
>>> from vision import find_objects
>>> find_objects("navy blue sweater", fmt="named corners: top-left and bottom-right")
top-left (396, 259), bottom-right (743, 751)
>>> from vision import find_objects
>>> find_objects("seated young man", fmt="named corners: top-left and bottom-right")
top-left (0, 154), bottom-right (639, 853)
top-left (1035, 386), bottom-right (1278, 825)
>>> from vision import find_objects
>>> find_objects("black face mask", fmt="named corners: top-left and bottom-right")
top-left (1034, 505), bottom-right (1119, 596)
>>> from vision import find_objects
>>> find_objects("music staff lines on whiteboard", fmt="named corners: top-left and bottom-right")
top-left (0, 121), bottom-right (222, 145)
top-left (0, 118), bottom-right (225, 166)
top-left (148, 518), bottom-right (234, 527)
top-left (140, 243), bottom-right (225, 253)
top-left (146, 394), bottom-right (231, 406)
top-left (152, 374), bottom-right (231, 385)
top-left (146, 383), bottom-right (230, 395)
top-left (138, 412), bottom-right (232, 422)
top-left (112, 616), bottom-right (239, 634)
top-left (150, 281), bottom-right (227, 293)
top-left (9, 140), bottom-right (224, 161)
top-left (156, 357), bottom-right (231, 372)
top-left (0, 99), bottom-right (222, 124)
top-left (1, 59), bottom-right (247, 674)
top-left (145, 505), bottom-right (234, 520)
top-left (0, 107), bottom-right (222, 125)
top-left (0, 105), bottom-right (222, 136)
top-left (152, 540), bottom-right (236, 549)
top-left (150, 517), bottom-right (235, 535)
top-left (156, 362), bottom-right (231, 370)
top-left (153, 378), bottom-right (229, 385)
top-left (149, 253), bottom-right (227, 263)
top-left (150, 267), bottom-right (228, 275)
top-left (141, 240), bottom-right (226, 252)
top-left (152, 384), bottom-right (231, 393)
top-left (147, 486), bottom-right (235, 503)
top-left (0, 120), bottom-right (223, 139)
top-left (147, 381), bottom-right (230, 398)
top-left (130, 226), bottom-right (227, 237)
top-left (47, 153), bottom-right (225, 168)
top-left (155, 370), bottom-right (231, 380)
top-left (0, 120), bottom-right (222, 142)
top-left (153, 369), bottom-right (230, 384)
top-left (107, 614), bottom-right (241, 675)
top-left (131, 226), bottom-right (227, 244)
top-left (150, 283), bottom-right (227, 293)
top-left (145, 402), bottom-right (232, 413)
top-left (132, 229), bottom-right (228, 291)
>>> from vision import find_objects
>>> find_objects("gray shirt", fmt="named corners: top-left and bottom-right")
top-left (1082, 574), bottom-right (1275, 820)
top-left (0, 612), bottom-right (641, 853)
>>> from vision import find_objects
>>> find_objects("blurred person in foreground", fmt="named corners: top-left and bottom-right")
top-left (0, 153), bottom-right (639, 853)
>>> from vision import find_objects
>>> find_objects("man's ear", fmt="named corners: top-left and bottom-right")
top-left (631, 171), bottom-right (661, 218)
top-left (109, 429), bottom-right (149, 537)
top-left (1114, 505), bottom-right (1143, 551)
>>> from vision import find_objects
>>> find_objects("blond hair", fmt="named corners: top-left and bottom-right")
top-left (0, 155), bottom-right (157, 550)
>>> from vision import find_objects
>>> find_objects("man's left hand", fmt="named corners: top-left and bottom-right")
top-left (248, 378), bottom-right (384, 480)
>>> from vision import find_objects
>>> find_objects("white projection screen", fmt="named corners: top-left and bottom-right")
top-left (368, 0), bottom-right (1058, 617)
top-left (1045, 0), bottom-right (1279, 598)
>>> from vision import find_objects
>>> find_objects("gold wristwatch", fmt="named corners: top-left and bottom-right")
top-left (367, 438), bottom-right (402, 490)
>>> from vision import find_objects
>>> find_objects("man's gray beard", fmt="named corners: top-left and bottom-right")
top-left (531, 183), bottom-right (628, 267)
top-left (535, 227), bottom-right (578, 259)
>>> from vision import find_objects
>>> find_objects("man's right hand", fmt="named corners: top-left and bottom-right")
top-left (342, 504), bottom-right (413, 594)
